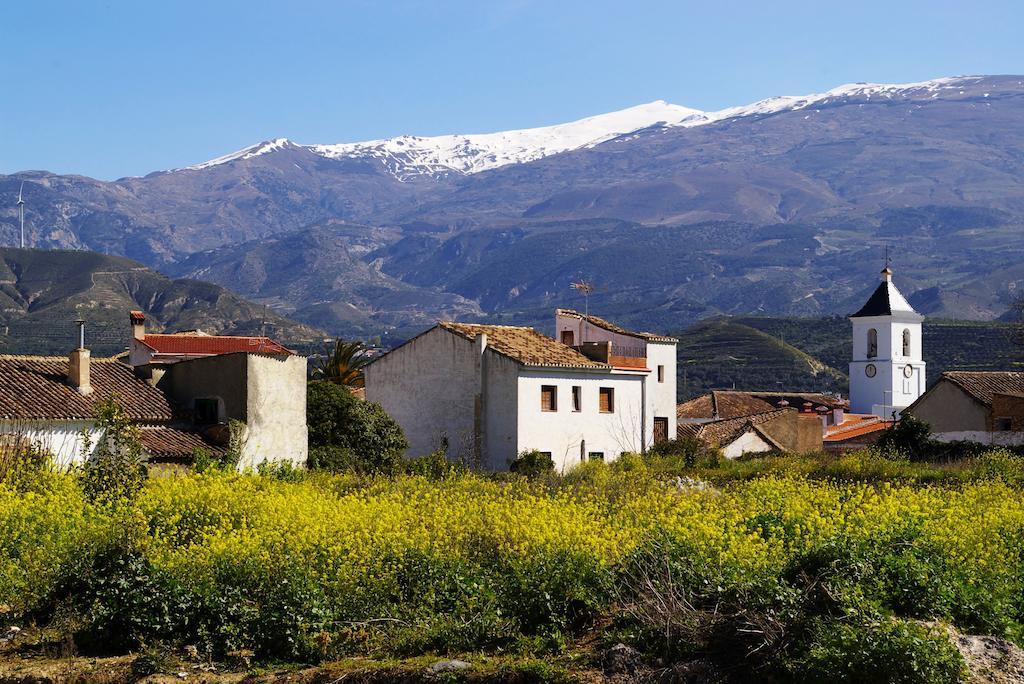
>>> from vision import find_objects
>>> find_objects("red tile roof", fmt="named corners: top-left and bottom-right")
top-left (0, 355), bottom-right (175, 421)
top-left (678, 391), bottom-right (843, 421)
top-left (140, 426), bottom-right (227, 461)
top-left (823, 414), bottom-right (892, 442)
top-left (678, 409), bottom-right (791, 449)
top-left (141, 334), bottom-right (292, 357)
top-left (941, 371), bottom-right (1024, 408)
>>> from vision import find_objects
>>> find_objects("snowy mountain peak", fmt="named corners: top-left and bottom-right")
top-left (184, 138), bottom-right (294, 171)
top-left (308, 100), bottom-right (704, 179)
top-left (179, 76), bottom-right (987, 178)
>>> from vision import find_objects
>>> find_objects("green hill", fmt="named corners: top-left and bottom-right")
top-left (0, 248), bottom-right (324, 357)
top-left (676, 316), bottom-right (1024, 400)
top-left (676, 318), bottom-right (847, 399)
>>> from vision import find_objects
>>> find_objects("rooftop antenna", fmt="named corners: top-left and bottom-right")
top-left (570, 279), bottom-right (595, 317)
top-left (16, 182), bottom-right (25, 249)
top-left (885, 244), bottom-right (891, 269)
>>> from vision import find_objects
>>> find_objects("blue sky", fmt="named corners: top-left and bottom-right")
top-left (2, 0), bottom-right (1022, 180)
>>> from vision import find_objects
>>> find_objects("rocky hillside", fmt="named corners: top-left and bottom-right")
top-left (0, 248), bottom-right (323, 356)
top-left (4, 76), bottom-right (1024, 336)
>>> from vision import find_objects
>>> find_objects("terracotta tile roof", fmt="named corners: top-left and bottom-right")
top-left (440, 323), bottom-right (610, 369)
top-left (556, 309), bottom-right (678, 343)
top-left (140, 426), bottom-right (227, 461)
top-left (141, 334), bottom-right (292, 357)
top-left (823, 414), bottom-right (893, 443)
top-left (677, 390), bottom-right (843, 420)
top-left (678, 409), bottom-right (790, 449)
top-left (0, 355), bottom-right (174, 421)
top-left (941, 371), bottom-right (1024, 408)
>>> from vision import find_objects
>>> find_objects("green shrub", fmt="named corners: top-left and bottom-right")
top-left (876, 416), bottom-right (933, 462)
top-left (77, 397), bottom-right (146, 503)
top-left (791, 618), bottom-right (967, 683)
top-left (509, 450), bottom-right (554, 478)
top-left (647, 436), bottom-right (721, 469)
top-left (306, 381), bottom-right (408, 474)
top-left (405, 449), bottom-right (465, 479)
top-left (970, 448), bottom-right (1024, 483)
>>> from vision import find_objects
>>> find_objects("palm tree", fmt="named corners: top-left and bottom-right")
top-left (311, 339), bottom-right (372, 388)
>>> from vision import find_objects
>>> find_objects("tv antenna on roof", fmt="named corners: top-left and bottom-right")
top-left (16, 182), bottom-right (25, 249)
top-left (570, 279), bottom-right (595, 317)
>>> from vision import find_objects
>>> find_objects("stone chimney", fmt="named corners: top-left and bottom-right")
top-left (68, 318), bottom-right (92, 396)
top-left (130, 310), bottom-right (146, 340)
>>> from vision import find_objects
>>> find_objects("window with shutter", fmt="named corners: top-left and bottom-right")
top-left (541, 385), bottom-right (557, 412)
top-left (599, 387), bottom-right (614, 413)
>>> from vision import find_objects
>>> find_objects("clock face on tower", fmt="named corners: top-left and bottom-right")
top-left (865, 364), bottom-right (877, 378)
top-left (904, 365), bottom-right (914, 378)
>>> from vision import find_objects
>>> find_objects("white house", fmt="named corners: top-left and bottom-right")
top-left (0, 314), bottom-right (308, 470)
top-left (849, 266), bottom-right (926, 418)
top-left (364, 310), bottom-right (677, 471)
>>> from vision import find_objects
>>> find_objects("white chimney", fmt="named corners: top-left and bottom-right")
top-left (130, 310), bottom-right (146, 340)
top-left (68, 318), bottom-right (92, 396)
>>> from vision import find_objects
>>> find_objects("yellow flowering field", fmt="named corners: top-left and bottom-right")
top-left (1, 460), bottom-right (1023, 674)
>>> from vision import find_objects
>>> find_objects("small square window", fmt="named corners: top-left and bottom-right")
top-left (599, 387), bottom-right (615, 413)
top-left (541, 385), bottom-right (557, 412)
top-left (561, 330), bottom-right (575, 345)
top-left (572, 386), bottom-right (582, 412)
top-left (657, 365), bottom-right (665, 383)
top-left (995, 417), bottom-right (1013, 432)
top-left (588, 452), bottom-right (604, 462)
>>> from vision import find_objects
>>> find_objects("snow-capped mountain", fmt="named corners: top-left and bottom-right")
top-left (180, 76), bottom-right (987, 180)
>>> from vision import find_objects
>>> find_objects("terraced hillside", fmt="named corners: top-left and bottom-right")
top-left (0, 248), bottom-right (324, 356)
top-left (676, 316), bottom-right (1023, 399)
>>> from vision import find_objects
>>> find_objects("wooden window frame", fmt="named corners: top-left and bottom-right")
top-left (541, 385), bottom-right (558, 412)
top-left (572, 385), bottom-right (582, 412)
top-left (599, 387), bottom-right (615, 414)
top-left (561, 330), bottom-right (575, 345)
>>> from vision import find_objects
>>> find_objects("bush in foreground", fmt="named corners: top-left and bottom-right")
top-left (1, 459), bottom-right (1022, 677)
top-left (306, 381), bottom-right (408, 474)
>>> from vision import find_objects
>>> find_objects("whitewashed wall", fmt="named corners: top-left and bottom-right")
top-left (241, 354), bottom-right (309, 468)
top-left (366, 328), bottom-right (481, 461)
top-left (0, 419), bottom-right (102, 468)
top-left (721, 430), bottom-right (773, 460)
top-left (646, 341), bottom-right (678, 441)
top-left (516, 370), bottom-right (646, 472)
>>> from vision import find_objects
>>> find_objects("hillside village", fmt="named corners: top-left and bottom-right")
top-left (2, 261), bottom-right (1022, 473)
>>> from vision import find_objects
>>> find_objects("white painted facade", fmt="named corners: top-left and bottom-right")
top-left (0, 419), bottom-right (103, 467)
top-left (849, 271), bottom-right (926, 418)
top-left (720, 429), bottom-right (774, 460)
top-left (366, 313), bottom-right (679, 472)
top-left (516, 368), bottom-right (648, 470)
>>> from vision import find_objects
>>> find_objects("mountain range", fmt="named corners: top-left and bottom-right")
top-left (4, 75), bottom-right (1024, 338)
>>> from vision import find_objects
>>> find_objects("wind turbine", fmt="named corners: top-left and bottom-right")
top-left (16, 182), bottom-right (25, 248)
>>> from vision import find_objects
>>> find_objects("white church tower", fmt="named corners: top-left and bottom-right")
top-left (849, 266), bottom-right (925, 418)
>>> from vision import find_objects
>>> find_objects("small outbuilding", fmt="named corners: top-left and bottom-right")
top-left (902, 371), bottom-right (1024, 446)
